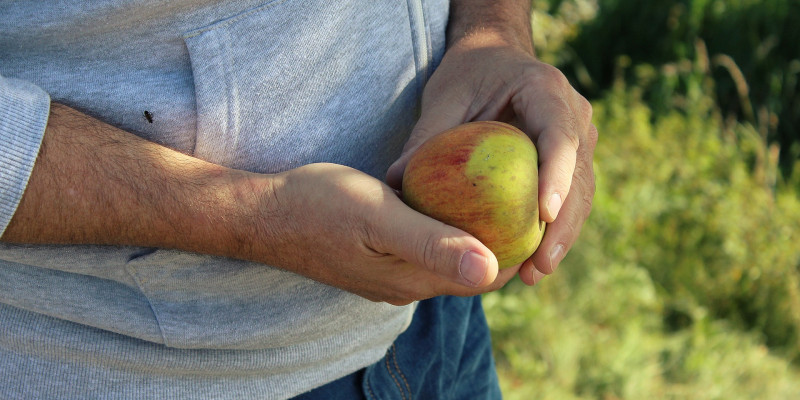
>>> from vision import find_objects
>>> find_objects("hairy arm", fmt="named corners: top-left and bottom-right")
top-left (1, 103), bottom-right (264, 259)
top-left (2, 103), bottom-right (518, 305)
top-left (447, 0), bottom-right (533, 52)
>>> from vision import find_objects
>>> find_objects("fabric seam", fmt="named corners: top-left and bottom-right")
top-left (384, 345), bottom-right (408, 400)
top-left (405, 0), bottom-right (430, 97)
top-left (183, 0), bottom-right (291, 39)
top-left (391, 343), bottom-right (412, 397)
top-left (123, 264), bottom-right (170, 346)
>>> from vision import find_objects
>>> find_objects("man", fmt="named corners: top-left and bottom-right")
top-left (0, 0), bottom-right (596, 398)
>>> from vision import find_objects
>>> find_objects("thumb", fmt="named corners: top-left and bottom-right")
top-left (376, 195), bottom-right (499, 287)
top-left (386, 103), bottom-right (468, 190)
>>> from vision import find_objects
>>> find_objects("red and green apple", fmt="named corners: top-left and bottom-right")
top-left (402, 121), bottom-right (546, 269)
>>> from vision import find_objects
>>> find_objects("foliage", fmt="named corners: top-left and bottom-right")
top-left (551, 0), bottom-right (800, 176)
top-left (485, 1), bottom-right (800, 398)
top-left (486, 267), bottom-right (800, 399)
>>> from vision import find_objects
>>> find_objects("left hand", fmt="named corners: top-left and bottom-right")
top-left (386, 28), bottom-right (597, 286)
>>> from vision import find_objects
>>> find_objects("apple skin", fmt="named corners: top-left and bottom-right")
top-left (402, 121), bottom-right (546, 269)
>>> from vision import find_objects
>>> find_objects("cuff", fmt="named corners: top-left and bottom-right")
top-left (0, 76), bottom-right (50, 236)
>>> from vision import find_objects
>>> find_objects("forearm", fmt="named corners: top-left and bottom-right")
top-left (0, 103), bottom-right (516, 303)
top-left (447, 0), bottom-right (533, 53)
top-left (1, 103), bottom-right (269, 260)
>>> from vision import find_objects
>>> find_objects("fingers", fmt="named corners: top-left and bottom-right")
top-left (381, 261), bottom-right (520, 306)
top-left (385, 67), bottom-right (472, 189)
top-left (518, 84), bottom-right (593, 223)
top-left (503, 62), bottom-right (594, 287)
top-left (439, 264), bottom-right (520, 297)
top-left (535, 125), bottom-right (578, 222)
top-left (518, 259), bottom-right (547, 286)
top-left (522, 124), bottom-right (597, 281)
top-left (385, 111), bottom-right (468, 189)
top-left (384, 53), bottom-right (596, 292)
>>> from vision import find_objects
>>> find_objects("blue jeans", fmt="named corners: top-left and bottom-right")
top-left (293, 295), bottom-right (502, 399)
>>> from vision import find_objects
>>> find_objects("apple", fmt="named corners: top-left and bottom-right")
top-left (402, 121), bottom-right (546, 269)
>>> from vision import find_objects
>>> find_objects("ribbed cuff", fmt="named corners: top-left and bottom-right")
top-left (0, 76), bottom-right (50, 237)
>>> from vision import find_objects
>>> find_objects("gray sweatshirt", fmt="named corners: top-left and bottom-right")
top-left (0, 0), bottom-right (447, 398)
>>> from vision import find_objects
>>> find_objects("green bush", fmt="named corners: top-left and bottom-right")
top-left (593, 76), bottom-right (800, 350)
top-left (486, 265), bottom-right (800, 399)
top-left (488, 82), bottom-right (800, 398)
top-left (486, 2), bottom-right (800, 397)
top-left (560, 0), bottom-right (800, 175)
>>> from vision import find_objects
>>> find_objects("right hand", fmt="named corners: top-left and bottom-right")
top-left (2, 104), bottom-right (513, 306)
top-left (251, 163), bottom-right (519, 305)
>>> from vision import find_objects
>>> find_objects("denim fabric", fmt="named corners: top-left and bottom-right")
top-left (294, 296), bottom-right (502, 400)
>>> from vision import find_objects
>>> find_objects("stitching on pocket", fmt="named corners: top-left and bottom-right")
top-left (183, 0), bottom-right (291, 39)
top-left (391, 343), bottom-right (412, 397)
top-left (384, 344), bottom-right (409, 400)
top-left (124, 263), bottom-right (169, 346)
top-left (365, 367), bottom-right (378, 400)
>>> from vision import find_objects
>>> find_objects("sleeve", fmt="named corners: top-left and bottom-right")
top-left (0, 74), bottom-right (50, 236)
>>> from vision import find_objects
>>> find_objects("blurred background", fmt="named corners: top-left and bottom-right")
top-left (484, 0), bottom-right (800, 398)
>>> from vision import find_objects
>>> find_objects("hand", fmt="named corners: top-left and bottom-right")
top-left (1, 105), bottom-right (515, 305)
top-left (251, 163), bottom-right (519, 305)
top-left (386, 30), bottom-right (597, 286)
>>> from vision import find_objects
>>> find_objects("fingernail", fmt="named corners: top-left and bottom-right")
top-left (532, 269), bottom-right (546, 285)
top-left (549, 244), bottom-right (565, 272)
top-left (547, 193), bottom-right (562, 219)
top-left (459, 251), bottom-right (488, 287)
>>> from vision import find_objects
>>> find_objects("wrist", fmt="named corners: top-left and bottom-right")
top-left (447, 0), bottom-right (534, 54)
top-left (1, 103), bottom-right (282, 265)
top-left (212, 169), bottom-right (285, 263)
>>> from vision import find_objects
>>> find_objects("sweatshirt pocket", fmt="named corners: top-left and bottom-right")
top-left (120, 0), bottom-right (446, 350)
top-left (183, 0), bottom-right (431, 178)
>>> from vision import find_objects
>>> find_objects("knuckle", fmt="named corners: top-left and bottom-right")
top-left (417, 232), bottom-right (451, 274)
top-left (549, 122), bottom-right (581, 151)
top-left (419, 235), bottom-right (437, 272)
top-left (563, 209), bottom-right (584, 237)
top-left (581, 178), bottom-right (596, 220)
top-left (583, 191), bottom-right (595, 220)
top-left (520, 62), bottom-right (569, 98)
top-left (575, 164), bottom-right (597, 220)
top-left (577, 94), bottom-right (593, 122)
top-left (586, 124), bottom-right (599, 149)
top-left (538, 62), bottom-right (570, 86)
